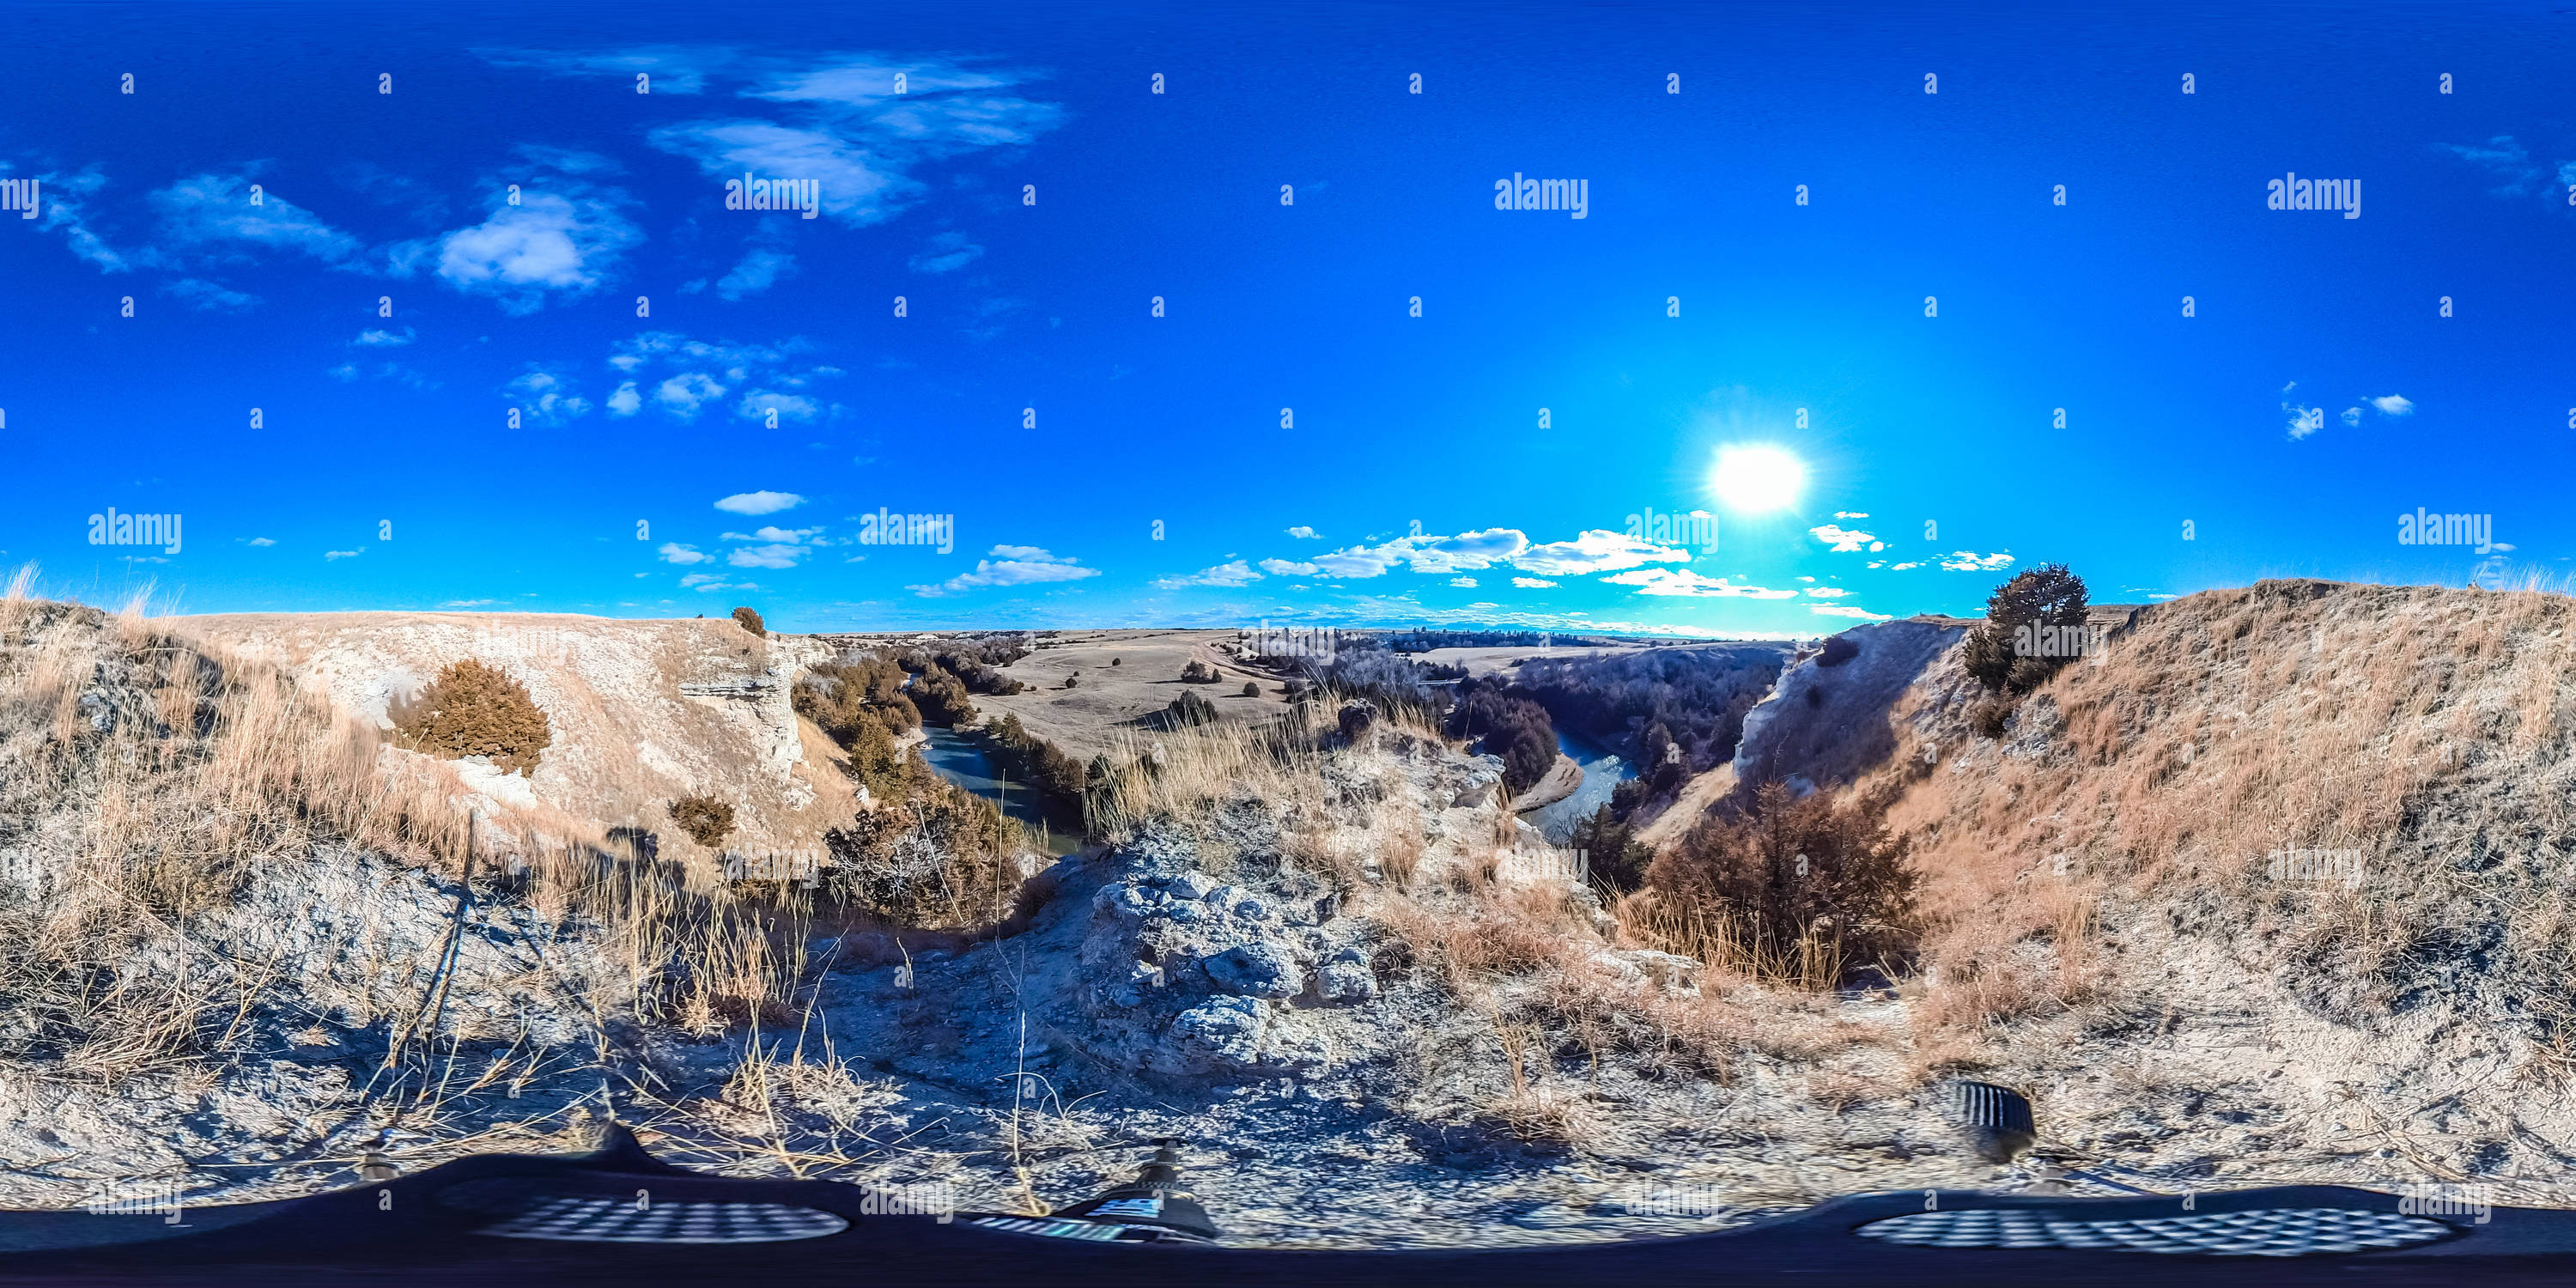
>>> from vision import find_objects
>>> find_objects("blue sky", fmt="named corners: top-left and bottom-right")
top-left (3, 1), bottom-right (2571, 635)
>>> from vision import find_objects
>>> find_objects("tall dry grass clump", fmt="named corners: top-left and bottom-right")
top-left (0, 579), bottom-right (854, 1082)
top-left (1870, 577), bottom-right (2576, 1044)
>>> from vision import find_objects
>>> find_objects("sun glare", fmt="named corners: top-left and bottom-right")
top-left (1709, 445), bottom-right (1808, 513)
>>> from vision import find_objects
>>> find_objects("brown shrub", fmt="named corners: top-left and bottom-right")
top-left (668, 793), bottom-right (737, 848)
top-left (732, 605), bottom-right (766, 636)
top-left (1645, 780), bottom-right (1917, 984)
top-left (391, 659), bottom-right (552, 774)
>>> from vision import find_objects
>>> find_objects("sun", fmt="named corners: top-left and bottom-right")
top-left (1709, 444), bottom-right (1808, 513)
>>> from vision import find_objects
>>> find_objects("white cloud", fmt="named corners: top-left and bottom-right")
top-left (912, 546), bottom-right (1101, 597)
top-left (506, 366), bottom-right (592, 424)
top-left (908, 230), bottom-right (984, 274)
top-left (715, 490), bottom-right (805, 515)
top-left (605, 52), bottom-right (1065, 229)
top-left (1887, 561), bottom-right (1923, 571)
top-left (679, 572), bottom-right (758, 592)
top-left (1833, 511), bottom-right (1870, 519)
top-left (505, 366), bottom-right (599, 422)
top-left (724, 526), bottom-right (823, 544)
top-left (1939, 551), bottom-right (2014, 572)
top-left (716, 247), bottom-right (796, 300)
top-left (247, 537), bottom-right (276, 547)
top-left (2370, 394), bottom-right (2415, 416)
top-left (1258, 558), bottom-right (1321, 576)
top-left (2283, 391), bottom-right (2326, 439)
top-left (606, 331), bottom-right (842, 423)
top-left (659, 542), bottom-right (713, 565)
top-left (1811, 605), bottom-right (1893, 620)
top-left (729, 544), bottom-right (806, 569)
top-left (2441, 135), bottom-right (2545, 197)
top-left (1804, 586), bottom-right (1852, 598)
top-left (324, 549), bottom-right (362, 561)
top-left (1285, 526), bottom-right (1320, 539)
top-left (737, 391), bottom-right (822, 422)
top-left (391, 187), bottom-right (641, 314)
top-left (1154, 560), bottom-right (1261, 589)
top-left (1447, 576), bottom-right (1479, 587)
top-left (166, 277), bottom-right (258, 312)
top-left (2341, 406), bottom-right (2363, 428)
top-left (355, 327), bottom-right (415, 346)
top-left (1601, 568), bottom-right (1796, 598)
top-left (1511, 576), bottom-right (1557, 588)
top-left (1510, 529), bottom-right (1688, 575)
top-left (1809, 524), bottom-right (1876, 552)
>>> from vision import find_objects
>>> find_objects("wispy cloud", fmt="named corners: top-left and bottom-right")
top-left (1809, 524), bottom-right (1880, 553)
top-left (715, 490), bottom-right (806, 515)
top-left (386, 149), bottom-right (641, 314)
top-left (505, 365), bottom-right (592, 424)
top-left (912, 545), bottom-right (1100, 597)
top-left (1811, 605), bottom-right (1893, 620)
top-left (715, 247), bottom-right (796, 300)
top-left (907, 229), bottom-right (984, 274)
top-left (1938, 551), bottom-right (2014, 572)
top-left (488, 48), bottom-right (1065, 228)
top-left (1154, 559), bottom-right (1260, 589)
top-left (1601, 568), bottom-right (1795, 598)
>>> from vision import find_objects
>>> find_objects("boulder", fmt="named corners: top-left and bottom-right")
top-left (1204, 942), bottom-right (1304, 999)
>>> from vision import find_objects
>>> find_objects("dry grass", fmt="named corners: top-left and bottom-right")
top-left (0, 578), bottom-right (838, 1089)
top-left (1862, 578), bottom-right (2576, 1042)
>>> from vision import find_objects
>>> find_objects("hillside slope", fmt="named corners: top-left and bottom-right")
top-left (1731, 580), bottom-right (2576, 1203)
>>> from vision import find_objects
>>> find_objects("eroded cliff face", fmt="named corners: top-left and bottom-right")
top-left (178, 611), bottom-right (848, 854)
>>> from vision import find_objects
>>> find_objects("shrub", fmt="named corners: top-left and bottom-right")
top-left (392, 659), bottom-right (552, 774)
top-left (1646, 780), bottom-right (1917, 978)
top-left (821, 784), bottom-right (1013, 927)
top-left (668, 794), bottom-right (737, 848)
top-left (1817, 635), bottom-right (1859, 667)
top-left (908, 662), bottom-right (979, 726)
top-left (1180, 659), bottom-right (1220, 684)
top-left (1111, 657), bottom-right (1121, 666)
top-left (1447, 677), bottom-right (1558, 796)
top-left (1514, 645), bottom-right (1782, 774)
top-left (732, 606), bottom-right (766, 637)
top-left (1961, 564), bottom-right (2088, 696)
top-left (1241, 680), bottom-right (1261, 697)
top-left (1155, 690), bottom-right (1219, 729)
top-left (1065, 675), bottom-right (1079, 690)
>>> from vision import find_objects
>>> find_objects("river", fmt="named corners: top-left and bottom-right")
top-left (1525, 726), bottom-right (1637, 847)
top-left (914, 726), bottom-right (1085, 856)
